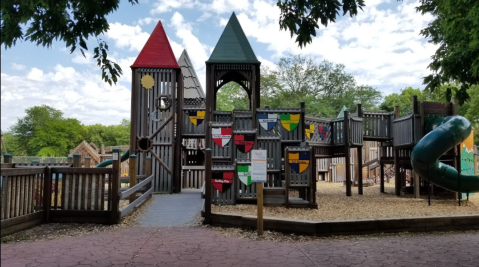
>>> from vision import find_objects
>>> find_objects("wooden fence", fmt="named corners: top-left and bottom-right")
top-left (1, 150), bottom-right (152, 237)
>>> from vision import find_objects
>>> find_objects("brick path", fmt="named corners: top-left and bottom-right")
top-left (2, 227), bottom-right (478, 267)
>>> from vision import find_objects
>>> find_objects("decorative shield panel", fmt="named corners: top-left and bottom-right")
top-left (212, 127), bottom-right (232, 147)
top-left (318, 125), bottom-right (328, 140)
top-left (237, 165), bottom-right (252, 186)
top-left (288, 151), bottom-right (310, 174)
top-left (257, 113), bottom-right (278, 131)
top-left (234, 133), bottom-right (255, 153)
top-left (188, 110), bottom-right (205, 126)
top-left (305, 124), bottom-right (314, 140)
top-left (212, 171), bottom-right (234, 192)
top-left (280, 114), bottom-right (300, 131)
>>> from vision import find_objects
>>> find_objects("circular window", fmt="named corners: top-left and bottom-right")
top-left (138, 137), bottom-right (152, 151)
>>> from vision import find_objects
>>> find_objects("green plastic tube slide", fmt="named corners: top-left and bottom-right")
top-left (411, 116), bottom-right (479, 193)
top-left (96, 149), bottom-right (130, 167)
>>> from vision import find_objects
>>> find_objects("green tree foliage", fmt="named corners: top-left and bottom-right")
top-left (277, 0), bottom-right (365, 47)
top-left (10, 105), bottom-right (64, 155)
top-left (379, 87), bottom-right (428, 117)
top-left (216, 82), bottom-right (250, 111)
top-left (6, 105), bottom-right (130, 156)
top-left (30, 118), bottom-right (86, 156)
top-left (1, 0), bottom-right (138, 85)
top-left (417, 0), bottom-right (479, 104)
top-left (84, 119), bottom-right (130, 147)
top-left (216, 55), bottom-right (381, 117)
top-left (268, 55), bottom-right (382, 117)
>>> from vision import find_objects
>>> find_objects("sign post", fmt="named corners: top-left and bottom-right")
top-left (251, 150), bottom-right (267, 236)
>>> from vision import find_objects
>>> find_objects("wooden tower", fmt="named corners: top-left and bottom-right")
top-left (129, 21), bottom-right (183, 193)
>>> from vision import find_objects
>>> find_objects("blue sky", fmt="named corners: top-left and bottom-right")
top-left (1, 0), bottom-right (436, 131)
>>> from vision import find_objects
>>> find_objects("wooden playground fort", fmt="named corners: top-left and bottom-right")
top-left (1, 13), bottom-right (478, 236)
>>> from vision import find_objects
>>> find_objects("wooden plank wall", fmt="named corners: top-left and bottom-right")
top-left (393, 115), bottom-right (414, 147)
top-left (362, 112), bottom-right (394, 140)
top-left (182, 107), bottom-right (206, 135)
top-left (1, 168), bottom-right (45, 223)
top-left (54, 168), bottom-right (112, 211)
top-left (136, 69), bottom-right (176, 193)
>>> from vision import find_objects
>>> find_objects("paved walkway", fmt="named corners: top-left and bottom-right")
top-left (2, 227), bottom-right (478, 266)
top-left (136, 189), bottom-right (203, 227)
top-left (1, 191), bottom-right (478, 266)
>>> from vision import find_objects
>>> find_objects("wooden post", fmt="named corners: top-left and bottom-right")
top-left (67, 156), bottom-right (73, 165)
top-left (73, 153), bottom-right (81, 168)
top-left (300, 102), bottom-right (306, 142)
top-left (394, 150), bottom-right (401, 196)
top-left (3, 153), bottom-right (12, 163)
top-left (43, 166), bottom-right (52, 223)
top-left (257, 182), bottom-right (263, 236)
top-left (344, 110), bottom-right (352, 196)
top-left (111, 148), bottom-right (120, 224)
top-left (84, 157), bottom-right (91, 168)
top-left (380, 163), bottom-right (385, 193)
top-left (285, 148), bottom-right (290, 207)
top-left (174, 70), bottom-right (184, 194)
top-left (129, 154), bottom-right (137, 203)
top-left (414, 171), bottom-right (420, 198)
top-left (357, 146), bottom-right (363, 195)
top-left (204, 145), bottom-right (212, 224)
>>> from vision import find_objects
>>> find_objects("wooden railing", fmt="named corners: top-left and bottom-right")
top-left (1, 167), bottom-right (46, 236)
top-left (1, 150), bottom-right (152, 237)
top-left (362, 112), bottom-right (394, 140)
top-left (393, 114), bottom-right (415, 147)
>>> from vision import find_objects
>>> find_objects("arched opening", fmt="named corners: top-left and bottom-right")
top-left (215, 81), bottom-right (250, 111)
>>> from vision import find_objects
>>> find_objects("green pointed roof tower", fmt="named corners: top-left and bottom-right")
top-left (207, 12), bottom-right (260, 64)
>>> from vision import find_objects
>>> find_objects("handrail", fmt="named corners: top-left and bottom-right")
top-left (119, 174), bottom-right (154, 200)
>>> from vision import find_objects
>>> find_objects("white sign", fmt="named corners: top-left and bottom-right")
top-left (251, 150), bottom-right (267, 183)
top-left (112, 153), bottom-right (119, 160)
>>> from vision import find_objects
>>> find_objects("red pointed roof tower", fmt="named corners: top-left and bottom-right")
top-left (131, 21), bottom-right (179, 69)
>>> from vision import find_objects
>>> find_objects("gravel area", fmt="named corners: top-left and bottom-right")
top-left (212, 181), bottom-right (479, 221)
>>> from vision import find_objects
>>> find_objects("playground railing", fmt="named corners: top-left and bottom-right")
top-left (1, 167), bottom-right (46, 237)
top-left (349, 116), bottom-right (363, 146)
top-left (393, 114), bottom-right (415, 147)
top-left (362, 112), bottom-right (394, 140)
top-left (1, 151), bottom-right (127, 237)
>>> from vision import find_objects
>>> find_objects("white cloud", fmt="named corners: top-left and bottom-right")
top-left (11, 63), bottom-right (26, 71)
top-left (106, 23), bottom-right (151, 51)
top-left (170, 12), bottom-right (210, 89)
top-left (27, 68), bottom-right (44, 81)
top-left (72, 51), bottom-right (94, 65)
top-left (1, 65), bottom-right (131, 130)
top-left (136, 17), bottom-right (155, 25)
top-left (227, 0), bottom-right (436, 92)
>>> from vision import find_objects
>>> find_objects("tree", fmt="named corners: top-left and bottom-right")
top-left (417, 0), bottom-right (479, 105)
top-left (277, 0), bottom-right (478, 104)
top-left (216, 82), bottom-right (249, 111)
top-left (270, 54), bottom-right (382, 117)
top-left (1, 0), bottom-right (138, 85)
top-left (277, 0), bottom-right (365, 47)
top-left (11, 105), bottom-right (64, 155)
top-left (30, 118), bottom-right (86, 156)
top-left (379, 87), bottom-right (429, 117)
top-left (84, 119), bottom-right (130, 147)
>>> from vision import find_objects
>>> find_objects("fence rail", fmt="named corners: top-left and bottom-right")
top-left (1, 151), bottom-right (151, 237)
